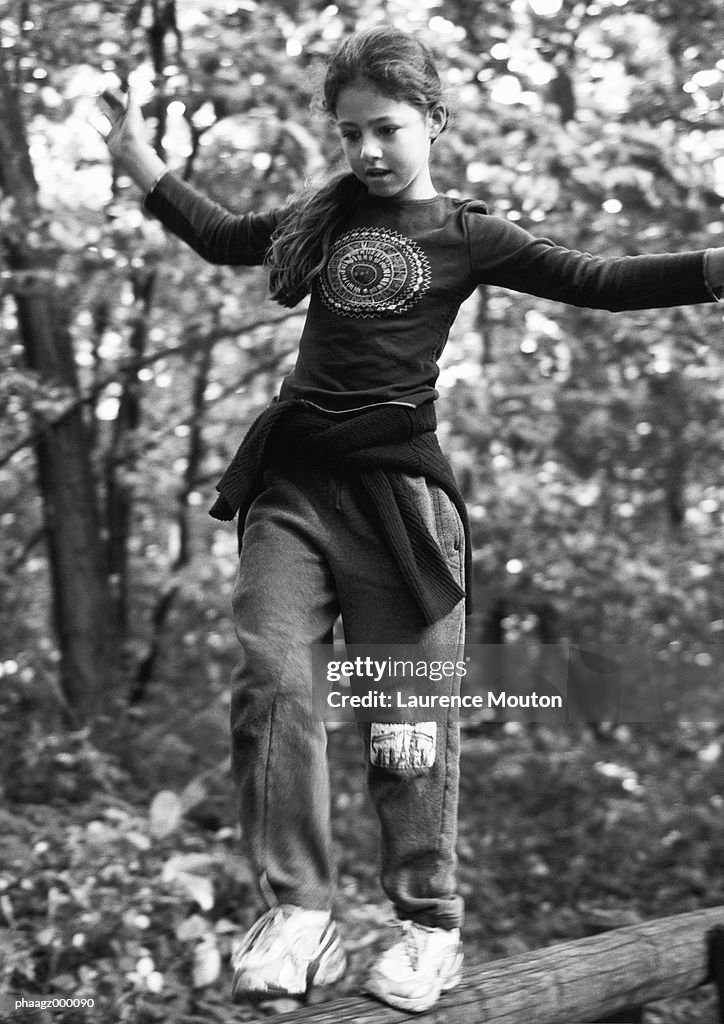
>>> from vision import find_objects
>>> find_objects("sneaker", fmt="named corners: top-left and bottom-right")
top-left (365, 920), bottom-right (463, 1013)
top-left (231, 905), bottom-right (346, 1001)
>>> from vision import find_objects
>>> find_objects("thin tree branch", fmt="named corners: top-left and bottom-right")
top-left (0, 309), bottom-right (302, 467)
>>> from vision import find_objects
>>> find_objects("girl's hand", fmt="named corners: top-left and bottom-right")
top-left (98, 88), bottom-right (143, 162)
top-left (97, 87), bottom-right (167, 193)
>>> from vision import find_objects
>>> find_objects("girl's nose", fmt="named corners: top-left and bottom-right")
top-left (360, 136), bottom-right (383, 161)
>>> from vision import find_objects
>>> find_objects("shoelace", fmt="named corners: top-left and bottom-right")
top-left (233, 907), bottom-right (286, 962)
top-left (400, 920), bottom-right (424, 971)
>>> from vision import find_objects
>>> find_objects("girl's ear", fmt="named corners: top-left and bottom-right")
top-left (428, 102), bottom-right (448, 141)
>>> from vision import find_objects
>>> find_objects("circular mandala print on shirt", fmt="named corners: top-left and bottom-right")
top-left (319, 227), bottom-right (431, 318)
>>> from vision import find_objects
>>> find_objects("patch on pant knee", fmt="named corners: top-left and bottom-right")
top-left (370, 722), bottom-right (437, 769)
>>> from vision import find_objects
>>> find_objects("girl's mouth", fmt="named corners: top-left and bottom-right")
top-left (365, 169), bottom-right (392, 179)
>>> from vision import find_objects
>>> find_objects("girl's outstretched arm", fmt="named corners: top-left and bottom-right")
top-left (98, 89), bottom-right (285, 267)
top-left (466, 211), bottom-right (723, 311)
top-left (99, 88), bottom-right (167, 194)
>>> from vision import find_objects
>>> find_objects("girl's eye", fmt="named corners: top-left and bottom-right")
top-left (340, 131), bottom-right (359, 142)
top-left (379, 126), bottom-right (399, 136)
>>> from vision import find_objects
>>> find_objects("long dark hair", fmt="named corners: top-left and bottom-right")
top-left (267, 27), bottom-right (449, 307)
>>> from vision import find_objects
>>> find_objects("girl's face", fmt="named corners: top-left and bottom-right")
top-left (335, 78), bottom-right (444, 201)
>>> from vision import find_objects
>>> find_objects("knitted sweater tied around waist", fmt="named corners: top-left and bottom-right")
top-left (209, 399), bottom-right (472, 626)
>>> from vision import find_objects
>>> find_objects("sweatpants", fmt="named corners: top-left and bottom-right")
top-left (229, 460), bottom-right (466, 929)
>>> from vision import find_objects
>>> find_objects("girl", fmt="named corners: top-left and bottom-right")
top-left (101, 26), bottom-right (724, 1014)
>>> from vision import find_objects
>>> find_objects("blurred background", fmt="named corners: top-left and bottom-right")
top-left (1, 0), bottom-right (723, 1020)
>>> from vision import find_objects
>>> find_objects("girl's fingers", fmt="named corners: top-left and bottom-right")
top-left (96, 85), bottom-right (147, 160)
top-left (100, 88), bottom-right (126, 115)
top-left (97, 87), bottom-right (132, 135)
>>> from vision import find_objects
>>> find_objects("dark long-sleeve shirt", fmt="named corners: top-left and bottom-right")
top-left (146, 171), bottom-right (719, 412)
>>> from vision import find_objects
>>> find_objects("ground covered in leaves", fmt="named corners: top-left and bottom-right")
top-left (1, 716), bottom-right (723, 1023)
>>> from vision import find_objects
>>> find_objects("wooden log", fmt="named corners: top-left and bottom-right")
top-left (269, 906), bottom-right (724, 1023)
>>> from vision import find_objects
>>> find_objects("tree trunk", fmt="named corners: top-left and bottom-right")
top-left (0, 56), bottom-right (119, 727)
top-left (105, 266), bottom-right (157, 636)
